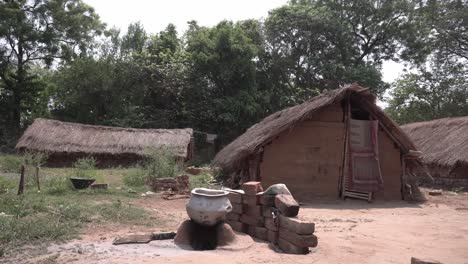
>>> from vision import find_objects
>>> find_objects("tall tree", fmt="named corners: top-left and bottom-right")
top-left (386, 53), bottom-right (468, 124)
top-left (0, 0), bottom-right (103, 136)
top-left (265, 0), bottom-right (419, 98)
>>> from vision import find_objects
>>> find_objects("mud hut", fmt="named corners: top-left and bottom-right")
top-left (401, 116), bottom-right (468, 187)
top-left (16, 118), bottom-right (194, 167)
top-left (213, 84), bottom-right (422, 202)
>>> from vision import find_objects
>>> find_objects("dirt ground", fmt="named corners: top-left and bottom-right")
top-left (5, 188), bottom-right (468, 264)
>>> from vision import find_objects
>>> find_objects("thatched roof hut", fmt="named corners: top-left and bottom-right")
top-left (401, 116), bottom-right (468, 185)
top-left (214, 84), bottom-right (422, 201)
top-left (16, 118), bottom-right (194, 167)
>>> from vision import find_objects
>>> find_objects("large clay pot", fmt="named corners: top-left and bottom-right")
top-left (186, 188), bottom-right (232, 226)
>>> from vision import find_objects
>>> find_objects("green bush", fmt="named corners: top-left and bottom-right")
top-left (189, 170), bottom-right (215, 189)
top-left (22, 151), bottom-right (49, 167)
top-left (122, 167), bottom-right (146, 187)
top-left (144, 148), bottom-right (179, 179)
top-left (44, 176), bottom-right (72, 195)
top-left (0, 155), bottom-right (22, 173)
top-left (72, 157), bottom-right (98, 179)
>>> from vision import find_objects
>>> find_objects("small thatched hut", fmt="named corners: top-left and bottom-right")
top-left (401, 116), bottom-right (468, 187)
top-left (214, 84), bottom-right (422, 202)
top-left (16, 118), bottom-right (194, 167)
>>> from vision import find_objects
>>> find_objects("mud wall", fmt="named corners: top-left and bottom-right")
top-left (259, 103), bottom-right (404, 201)
top-left (260, 104), bottom-right (345, 202)
top-left (375, 127), bottom-right (402, 200)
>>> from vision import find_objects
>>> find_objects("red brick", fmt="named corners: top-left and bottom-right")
top-left (231, 202), bottom-right (243, 214)
top-left (267, 230), bottom-right (278, 244)
top-left (248, 226), bottom-right (268, 241)
top-left (262, 206), bottom-right (277, 218)
top-left (259, 194), bottom-right (276, 206)
top-left (242, 194), bottom-right (260, 205)
top-left (278, 238), bottom-right (309, 255)
top-left (241, 181), bottom-right (263, 195)
top-left (226, 212), bottom-right (241, 221)
top-left (242, 204), bottom-right (262, 216)
top-left (279, 227), bottom-right (318, 248)
top-left (240, 214), bottom-right (264, 227)
top-left (264, 217), bottom-right (279, 231)
top-left (278, 215), bottom-right (315, 235)
top-left (275, 194), bottom-right (299, 217)
top-left (226, 220), bottom-right (247, 233)
top-left (228, 192), bottom-right (242, 203)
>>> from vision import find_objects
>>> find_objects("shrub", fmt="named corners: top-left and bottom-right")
top-left (22, 151), bottom-right (49, 167)
top-left (144, 148), bottom-right (179, 180)
top-left (44, 176), bottom-right (72, 195)
top-left (122, 167), bottom-right (146, 187)
top-left (189, 170), bottom-right (215, 189)
top-left (72, 157), bottom-right (98, 179)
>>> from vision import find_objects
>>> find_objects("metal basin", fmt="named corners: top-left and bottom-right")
top-left (186, 188), bottom-right (232, 226)
top-left (70, 177), bottom-right (95, 189)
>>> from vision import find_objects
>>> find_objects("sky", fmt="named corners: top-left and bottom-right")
top-left (83, 0), bottom-right (406, 103)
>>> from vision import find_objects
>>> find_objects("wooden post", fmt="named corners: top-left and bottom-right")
top-left (35, 166), bottom-right (40, 191)
top-left (18, 165), bottom-right (25, 195)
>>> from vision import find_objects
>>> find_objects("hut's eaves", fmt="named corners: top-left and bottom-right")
top-left (15, 119), bottom-right (193, 158)
top-left (401, 116), bottom-right (468, 168)
top-left (213, 84), bottom-right (417, 171)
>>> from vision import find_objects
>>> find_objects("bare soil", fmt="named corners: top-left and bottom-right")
top-left (4, 188), bottom-right (468, 264)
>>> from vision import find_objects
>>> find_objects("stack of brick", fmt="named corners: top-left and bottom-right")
top-left (226, 191), bottom-right (246, 233)
top-left (225, 181), bottom-right (318, 255)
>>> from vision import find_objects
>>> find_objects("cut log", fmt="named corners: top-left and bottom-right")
top-left (264, 217), bottom-right (279, 232)
top-left (113, 234), bottom-right (153, 245)
top-left (226, 212), bottom-right (241, 221)
top-left (242, 204), bottom-right (262, 217)
top-left (240, 214), bottom-right (264, 227)
top-left (278, 215), bottom-right (315, 235)
top-left (228, 192), bottom-right (243, 203)
top-left (260, 194), bottom-right (276, 206)
top-left (279, 227), bottom-right (317, 248)
top-left (241, 181), bottom-right (263, 195)
top-left (275, 194), bottom-right (299, 217)
top-left (231, 202), bottom-right (243, 214)
top-left (277, 238), bottom-right (309, 255)
top-left (152, 232), bottom-right (176, 240)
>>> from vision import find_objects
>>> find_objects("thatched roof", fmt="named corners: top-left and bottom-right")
top-left (213, 84), bottom-right (417, 171)
top-left (16, 118), bottom-right (193, 159)
top-left (401, 116), bottom-right (468, 168)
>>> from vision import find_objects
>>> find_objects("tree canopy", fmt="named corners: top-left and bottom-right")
top-left (0, 0), bottom-right (467, 151)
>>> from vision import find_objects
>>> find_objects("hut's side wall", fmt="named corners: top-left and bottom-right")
top-left (259, 103), bottom-right (404, 201)
top-left (260, 104), bottom-right (345, 202)
top-left (375, 127), bottom-right (402, 200)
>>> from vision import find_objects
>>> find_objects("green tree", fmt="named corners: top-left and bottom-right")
top-left (264, 0), bottom-right (421, 98)
top-left (386, 53), bottom-right (468, 124)
top-left (0, 0), bottom-right (104, 137)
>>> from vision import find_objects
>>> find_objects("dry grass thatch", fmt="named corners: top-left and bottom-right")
top-left (213, 84), bottom-right (417, 171)
top-left (401, 116), bottom-right (468, 168)
top-left (15, 119), bottom-right (193, 159)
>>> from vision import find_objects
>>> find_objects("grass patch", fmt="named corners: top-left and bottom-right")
top-left (122, 166), bottom-right (147, 187)
top-left (0, 190), bottom-right (154, 253)
top-left (0, 154), bottom-right (22, 173)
